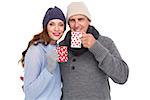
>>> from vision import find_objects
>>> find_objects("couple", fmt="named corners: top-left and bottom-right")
top-left (20, 2), bottom-right (129, 100)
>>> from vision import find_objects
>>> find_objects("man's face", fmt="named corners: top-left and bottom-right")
top-left (68, 14), bottom-right (90, 32)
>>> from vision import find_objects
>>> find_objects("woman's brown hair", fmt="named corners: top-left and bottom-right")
top-left (19, 27), bottom-right (51, 67)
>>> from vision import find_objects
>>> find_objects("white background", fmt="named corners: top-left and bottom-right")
top-left (0, 0), bottom-right (150, 99)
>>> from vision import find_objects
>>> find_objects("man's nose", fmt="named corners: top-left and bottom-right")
top-left (74, 21), bottom-right (80, 28)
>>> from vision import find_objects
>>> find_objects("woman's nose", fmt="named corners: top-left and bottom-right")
top-left (54, 26), bottom-right (59, 31)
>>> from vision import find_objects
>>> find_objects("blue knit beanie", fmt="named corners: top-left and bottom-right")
top-left (43, 6), bottom-right (66, 31)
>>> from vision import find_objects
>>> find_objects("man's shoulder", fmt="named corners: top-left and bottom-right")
top-left (98, 35), bottom-right (113, 44)
top-left (59, 40), bottom-right (65, 45)
top-left (59, 39), bottom-right (68, 46)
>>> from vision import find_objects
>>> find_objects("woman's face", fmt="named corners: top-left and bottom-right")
top-left (47, 19), bottom-right (65, 42)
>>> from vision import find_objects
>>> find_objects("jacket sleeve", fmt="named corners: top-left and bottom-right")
top-left (89, 37), bottom-right (129, 84)
top-left (24, 45), bottom-right (54, 99)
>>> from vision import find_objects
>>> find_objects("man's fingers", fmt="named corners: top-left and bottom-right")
top-left (81, 37), bottom-right (87, 42)
top-left (81, 32), bottom-right (87, 38)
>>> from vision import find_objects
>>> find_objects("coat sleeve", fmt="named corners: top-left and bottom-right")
top-left (89, 37), bottom-right (129, 84)
top-left (24, 45), bottom-right (54, 99)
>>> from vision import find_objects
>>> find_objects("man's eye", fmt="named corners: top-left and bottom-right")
top-left (78, 18), bottom-right (84, 21)
top-left (69, 19), bottom-right (75, 22)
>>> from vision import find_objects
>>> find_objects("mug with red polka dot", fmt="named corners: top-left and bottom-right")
top-left (57, 46), bottom-right (68, 62)
top-left (71, 32), bottom-right (82, 48)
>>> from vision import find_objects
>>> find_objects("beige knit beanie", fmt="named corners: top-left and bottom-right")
top-left (66, 2), bottom-right (91, 22)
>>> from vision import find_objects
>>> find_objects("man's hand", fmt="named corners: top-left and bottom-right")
top-left (81, 32), bottom-right (96, 48)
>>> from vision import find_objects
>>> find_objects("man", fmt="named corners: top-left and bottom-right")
top-left (60, 2), bottom-right (129, 100)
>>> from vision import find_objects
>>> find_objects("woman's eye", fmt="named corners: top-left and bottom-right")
top-left (49, 23), bottom-right (52, 25)
top-left (59, 23), bottom-right (64, 27)
top-left (49, 22), bottom-right (55, 26)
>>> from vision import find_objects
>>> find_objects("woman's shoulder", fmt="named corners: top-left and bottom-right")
top-left (27, 43), bottom-right (47, 54)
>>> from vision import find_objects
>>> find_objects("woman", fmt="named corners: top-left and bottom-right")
top-left (20, 6), bottom-right (66, 100)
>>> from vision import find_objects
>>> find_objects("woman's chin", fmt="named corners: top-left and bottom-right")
top-left (51, 37), bottom-right (61, 41)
